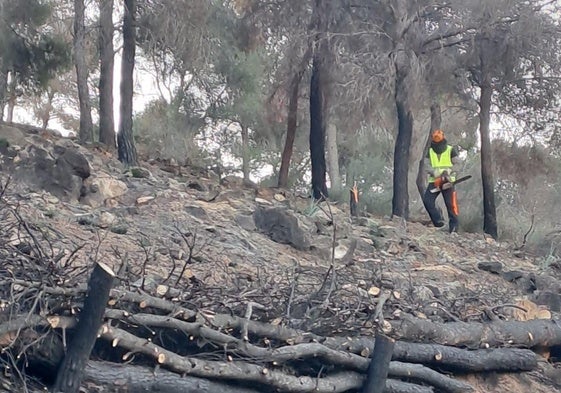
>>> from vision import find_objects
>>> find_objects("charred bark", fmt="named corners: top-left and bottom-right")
top-left (478, 71), bottom-right (497, 239)
top-left (53, 262), bottom-right (115, 393)
top-left (98, 0), bottom-right (115, 148)
top-left (392, 63), bottom-right (413, 219)
top-left (309, 0), bottom-right (330, 201)
top-left (84, 361), bottom-right (262, 393)
top-left (117, 0), bottom-right (138, 166)
top-left (74, 0), bottom-right (94, 144)
top-left (309, 49), bottom-right (328, 200)
top-left (278, 48), bottom-right (311, 189)
top-left (362, 333), bottom-right (395, 393)
top-left (393, 314), bottom-right (561, 351)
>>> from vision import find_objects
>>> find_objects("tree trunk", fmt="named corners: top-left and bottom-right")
top-left (74, 0), bottom-right (94, 144)
top-left (98, 0), bottom-right (115, 148)
top-left (479, 60), bottom-right (498, 239)
top-left (278, 49), bottom-right (310, 188)
top-left (0, 65), bottom-right (7, 121)
top-left (53, 262), bottom-right (115, 393)
top-left (392, 65), bottom-right (413, 219)
top-left (326, 122), bottom-right (342, 196)
top-left (6, 73), bottom-right (16, 123)
top-left (362, 333), bottom-right (395, 393)
top-left (241, 123), bottom-right (250, 182)
top-left (416, 102), bottom-right (441, 198)
top-left (309, 0), bottom-right (330, 200)
top-left (309, 50), bottom-right (328, 200)
top-left (117, 0), bottom-right (138, 166)
top-left (41, 89), bottom-right (55, 130)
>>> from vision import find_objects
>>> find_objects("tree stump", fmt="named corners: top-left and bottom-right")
top-left (362, 333), bottom-right (395, 393)
top-left (53, 261), bottom-right (115, 393)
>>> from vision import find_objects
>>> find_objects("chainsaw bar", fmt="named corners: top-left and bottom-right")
top-left (430, 175), bottom-right (472, 193)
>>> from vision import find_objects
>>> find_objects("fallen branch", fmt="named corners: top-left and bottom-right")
top-left (84, 361), bottom-right (262, 393)
top-left (99, 323), bottom-right (432, 393)
top-left (392, 314), bottom-right (561, 349)
top-left (322, 337), bottom-right (538, 372)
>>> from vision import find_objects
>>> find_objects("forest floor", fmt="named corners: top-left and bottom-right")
top-left (1, 122), bottom-right (561, 392)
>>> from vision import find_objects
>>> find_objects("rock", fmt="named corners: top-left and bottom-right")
top-left (255, 197), bottom-right (273, 206)
top-left (184, 205), bottom-right (208, 220)
top-left (334, 244), bottom-right (348, 260)
top-left (12, 145), bottom-right (85, 201)
top-left (274, 194), bottom-right (286, 202)
top-left (477, 261), bottom-right (503, 274)
top-left (532, 291), bottom-right (561, 312)
top-left (129, 167), bottom-right (151, 178)
top-left (533, 274), bottom-right (561, 293)
top-left (220, 175), bottom-right (244, 188)
top-left (56, 147), bottom-right (91, 179)
top-left (187, 180), bottom-right (206, 192)
top-left (45, 195), bottom-right (60, 205)
top-left (77, 214), bottom-right (95, 226)
top-left (501, 270), bottom-right (525, 282)
top-left (80, 175), bottom-right (128, 208)
top-left (413, 286), bottom-right (436, 301)
top-left (136, 196), bottom-right (155, 206)
top-left (110, 224), bottom-right (128, 235)
top-left (253, 207), bottom-right (311, 251)
top-left (97, 212), bottom-right (117, 228)
top-left (235, 214), bottom-right (257, 231)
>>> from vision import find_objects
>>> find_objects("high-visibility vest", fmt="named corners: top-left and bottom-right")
top-left (428, 146), bottom-right (455, 182)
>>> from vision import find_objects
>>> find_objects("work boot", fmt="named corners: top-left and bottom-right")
top-left (434, 221), bottom-right (445, 228)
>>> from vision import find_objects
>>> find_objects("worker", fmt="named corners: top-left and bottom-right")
top-left (423, 129), bottom-right (460, 233)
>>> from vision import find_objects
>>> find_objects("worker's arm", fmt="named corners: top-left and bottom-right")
top-left (451, 146), bottom-right (461, 167)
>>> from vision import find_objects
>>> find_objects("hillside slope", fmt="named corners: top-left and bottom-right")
top-left (1, 123), bottom-right (561, 392)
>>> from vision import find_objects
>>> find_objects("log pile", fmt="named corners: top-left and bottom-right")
top-left (0, 178), bottom-right (559, 393)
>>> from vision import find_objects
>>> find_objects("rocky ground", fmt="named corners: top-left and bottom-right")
top-left (1, 122), bottom-right (561, 392)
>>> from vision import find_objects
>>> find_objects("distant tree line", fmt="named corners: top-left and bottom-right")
top-left (1, 0), bottom-right (561, 247)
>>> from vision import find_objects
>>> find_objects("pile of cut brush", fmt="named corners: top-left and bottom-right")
top-left (0, 178), bottom-right (560, 393)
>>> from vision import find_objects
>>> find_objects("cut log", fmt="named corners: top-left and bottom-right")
top-left (53, 262), bottom-right (115, 393)
top-left (84, 361), bottom-right (262, 393)
top-left (392, 314), bottom-right (561, 349)
top-left (363, 333), bottom-right (395, 393)
top-left (98, 324), bottom-right (432, 393)
top-left (323, 336), bottom-right (538, 372)
top-left (102, 310), bottom-right (470, 391)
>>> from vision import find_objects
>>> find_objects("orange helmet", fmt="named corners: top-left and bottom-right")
top-left (432, 129), bottom-right (445, 143)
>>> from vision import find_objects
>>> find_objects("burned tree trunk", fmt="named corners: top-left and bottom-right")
top-left (74, 0), bottom-right (94, 144)
top-left (53, 262), bottom-right (115, 393)
top-left (392, 58), bottom-right (413, 219)
top-left (479, 73), bottom-right (497, 239)
top-left (98, 0), bottom-right (115, 148)
top-left (309, 49), bottom-right (328, 200)
top-left (309, 0), bottom-right (330, 201)
top-left (117, 0), bottom-right (138, 166)
top-left (362, 333), bottom-right (395, 393)
top-left (278, 49), bottom-right (310, 189)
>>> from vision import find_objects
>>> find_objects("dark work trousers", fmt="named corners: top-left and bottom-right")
top-left (423, 183), bottom-right (459, 233)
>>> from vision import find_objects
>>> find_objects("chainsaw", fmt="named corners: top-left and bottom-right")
top-left (430, 173), bottom-right (472, 193)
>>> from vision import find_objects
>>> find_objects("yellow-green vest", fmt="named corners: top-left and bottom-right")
top-left (428, 146), bottom-right (456, 182)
